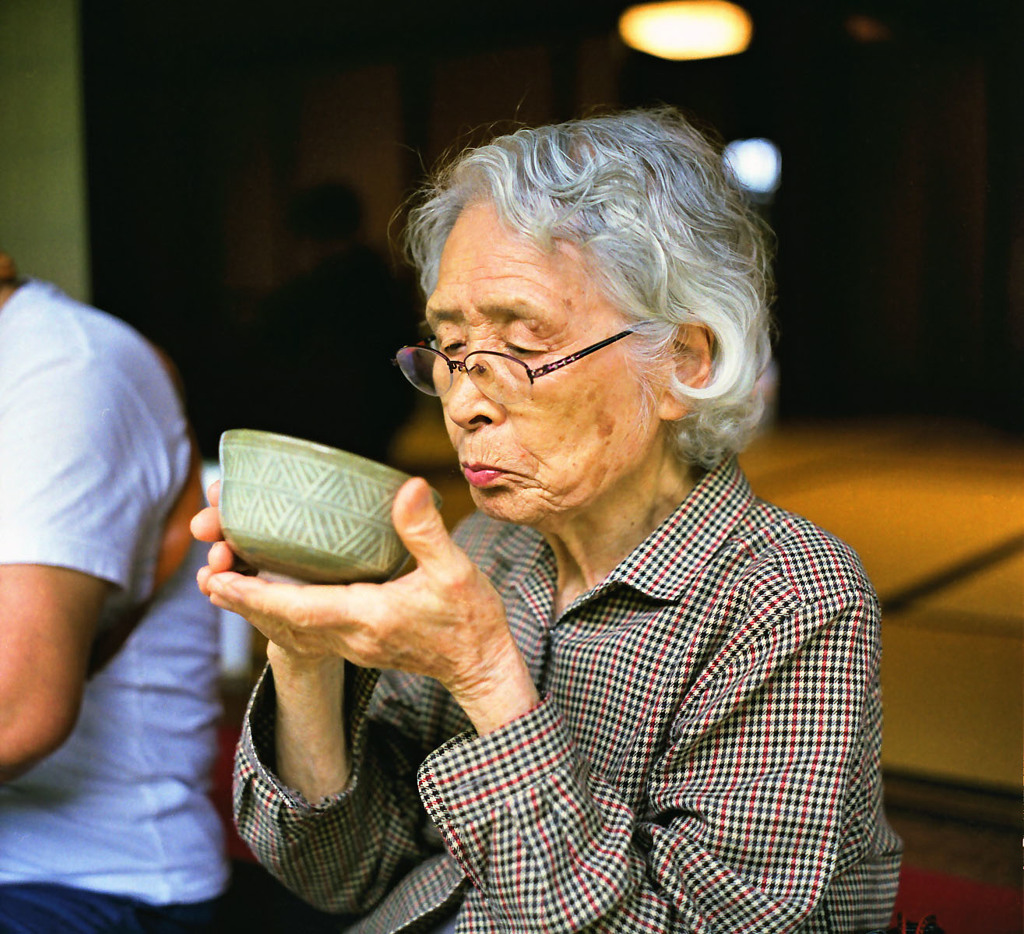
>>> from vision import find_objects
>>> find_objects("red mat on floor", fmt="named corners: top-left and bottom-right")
top-left (894, 865), bottom-right (1023, 934)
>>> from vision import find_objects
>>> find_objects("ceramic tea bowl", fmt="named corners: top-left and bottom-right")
top-left (218, 429), bottom-right (438, 583)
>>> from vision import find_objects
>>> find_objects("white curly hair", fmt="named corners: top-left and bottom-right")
top-left (403, 107), bottom-right (775, 468)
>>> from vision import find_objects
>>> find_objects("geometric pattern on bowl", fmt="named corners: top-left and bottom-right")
top-left (219, 429), bottom-right (421, 583)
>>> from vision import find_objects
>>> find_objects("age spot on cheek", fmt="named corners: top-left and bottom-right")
top-left (596, 409), bottom-right (617, 438)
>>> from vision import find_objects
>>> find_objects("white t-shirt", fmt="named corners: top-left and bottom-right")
top-left (0, 280), bottom-right (228, 905)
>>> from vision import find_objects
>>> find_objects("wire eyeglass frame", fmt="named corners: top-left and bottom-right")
top-left (393, 329), bottom-right (635, 405)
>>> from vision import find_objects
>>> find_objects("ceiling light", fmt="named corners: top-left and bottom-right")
top-left (618, 1), bottom-right (753, 61)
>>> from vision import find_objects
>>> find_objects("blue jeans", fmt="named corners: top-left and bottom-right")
top-left (0, 883), bottom-right (219, 933)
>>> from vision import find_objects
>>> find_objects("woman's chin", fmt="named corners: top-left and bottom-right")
top-left (470, 486), bottom-right (545, 527)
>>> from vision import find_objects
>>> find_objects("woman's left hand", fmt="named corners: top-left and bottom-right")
top-left (199, 477), bottom-right (539, 733)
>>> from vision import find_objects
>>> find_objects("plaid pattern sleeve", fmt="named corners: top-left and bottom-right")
top-left (234, 662), bottom-right (467, 923)
top-left (234, 457), bottom-right (902, 933)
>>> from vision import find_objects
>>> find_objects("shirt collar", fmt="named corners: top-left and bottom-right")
top-left (492, 456), bottom-right (755, 611)
top-left (604, 456), bottom-right (754, 602)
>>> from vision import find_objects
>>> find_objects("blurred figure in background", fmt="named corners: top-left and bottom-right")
top-left (231, 182), bottom-right (416, 462)
top-left (0, 254), bottom-right (228, 931)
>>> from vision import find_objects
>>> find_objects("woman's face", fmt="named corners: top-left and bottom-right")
top-left (426, 202), bottom-right (686, 535)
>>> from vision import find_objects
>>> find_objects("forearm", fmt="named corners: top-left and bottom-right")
top-left (267, 645), bottom-right (350, 801)
top-left (235, 664), bottom-right (445, 914)
top-left (418, 693), bottom-right (832, 934)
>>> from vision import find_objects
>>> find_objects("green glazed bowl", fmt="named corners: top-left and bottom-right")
top-left (218, 429), bottom-right (438, 583)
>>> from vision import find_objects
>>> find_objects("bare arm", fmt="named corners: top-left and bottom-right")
top-left (0, 564), bottom-right (111, 781)
top-left (266, 649), bottom-right (350, 800)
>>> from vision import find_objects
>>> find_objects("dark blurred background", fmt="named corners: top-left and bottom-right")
top-left (64, 0), bottom-right (1023, 455)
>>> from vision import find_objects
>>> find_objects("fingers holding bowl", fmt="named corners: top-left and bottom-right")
top-left (196, 541), bottom-right (245, 595)
top-left (189, 503), bottom-right (222, 543)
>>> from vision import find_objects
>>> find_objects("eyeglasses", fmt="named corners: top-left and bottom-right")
top-left (393, 329), bottom-right (634, 405)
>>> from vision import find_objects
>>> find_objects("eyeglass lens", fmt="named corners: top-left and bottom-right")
top-left (466, 354), bottom-right (528, 403)
top-left (397, 347), bottom-right (530, 404)
top-left (400, 347), bottom-right (445, 394)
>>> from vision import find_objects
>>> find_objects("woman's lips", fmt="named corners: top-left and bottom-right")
top-left (462, 464), bottom-right (505, 488)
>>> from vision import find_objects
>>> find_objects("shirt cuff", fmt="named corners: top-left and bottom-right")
top-left (417, 694), bottom-right (582, 842)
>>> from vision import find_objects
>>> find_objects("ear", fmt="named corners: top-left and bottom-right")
top-left (656, 324), bottom-right (714, 421)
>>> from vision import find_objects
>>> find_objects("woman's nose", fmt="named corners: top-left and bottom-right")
top-left (443, 367), bottom-right (504, 428)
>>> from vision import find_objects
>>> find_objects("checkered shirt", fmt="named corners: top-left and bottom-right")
top-left (234, 457), bottom-right (902, 932)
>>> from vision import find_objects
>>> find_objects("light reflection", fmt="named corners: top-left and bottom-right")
top-left (618, 1), bottom-right (753, 61)
top-left (724, 138), bottom-right (781, 198)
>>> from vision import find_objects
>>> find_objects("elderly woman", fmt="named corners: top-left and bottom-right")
top-left (194, 108), bottom-right (901, 932)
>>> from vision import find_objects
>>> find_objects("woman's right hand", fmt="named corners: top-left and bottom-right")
top-left (191, 478), bottom-right (351, 799)
top-left (190, 480), bottom-right (238, 595)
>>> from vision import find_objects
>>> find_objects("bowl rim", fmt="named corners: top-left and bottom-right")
top-left (219, 428), bottom-right (413, 484)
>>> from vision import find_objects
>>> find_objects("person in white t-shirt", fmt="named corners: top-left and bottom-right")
top-left (0, 255), bottom-right (228, 932)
